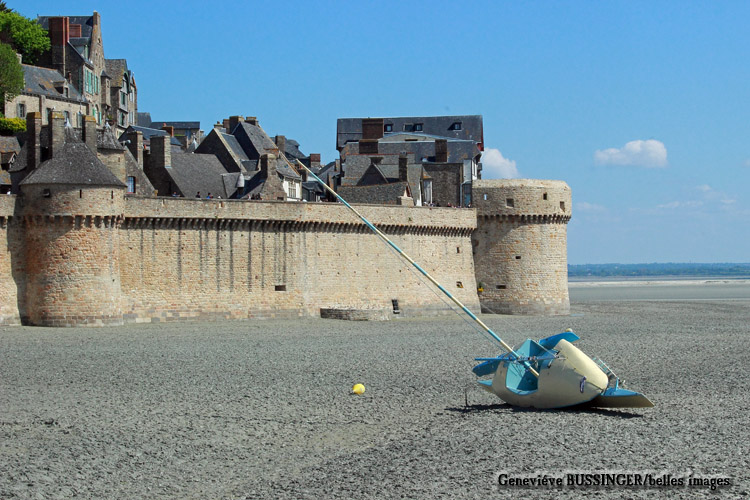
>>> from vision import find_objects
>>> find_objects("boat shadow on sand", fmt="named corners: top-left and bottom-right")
top-left (445, 402), bottom-right (645, 419)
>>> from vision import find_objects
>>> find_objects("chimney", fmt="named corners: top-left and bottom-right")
top-left (228, 115), bottom-right (244, 133)
top-left (47, 17), bottom-right (69, 76)
top-left (309, 153), bottom-right (321, 169)
top-left (93, 11), bottom-right (101, 27)
top-left (274, 135), bottom-right (286, 156)
top-left (362, 118), bottom-right (384, 140)
top-left (82, 115), bottom-right (97, 152)
top-left (435, 139), bottom-right (448, 163)
top-left (399, 153), bottom-right (408, 182)
top-left (124, 129), bottom-right (144, 167)
top-left (49, 111), bottom-right (65, 159)
top-left (26, 112), bottom-right (42, 170)
top-left (222, 118), bottom-right (230, 132)
top-left (245, 116), bottom-right (257, 126)
top-left (161, 125), bottom-right (174, 137)
top-left (260, 153), bottom-right (276, 176)
top-left (151, 134), bottom-right (171, 170)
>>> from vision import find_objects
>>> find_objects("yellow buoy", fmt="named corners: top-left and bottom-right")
top-left (352, 383), bottom-right (365, 395)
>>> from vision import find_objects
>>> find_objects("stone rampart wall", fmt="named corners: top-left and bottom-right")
top-left (117, 198), bottom-right (479, 323)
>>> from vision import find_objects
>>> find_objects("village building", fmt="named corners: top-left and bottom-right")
top-left (104, 59), bottom-right (137, 135)
top-left (3, 61), bottom-right (89, 126)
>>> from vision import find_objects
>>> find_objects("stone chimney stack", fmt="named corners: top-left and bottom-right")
top-left (124, 130), bottom-right (144, 168)
top-left (274, 135), bottom-right (286, 156)
top-left (435, 139), bottom-right (448, 163)
top-left (260, 153), bottom-right (275, 176)
top-left (309, 153), bottom-right (321, 170)
top-left (228, 116), bottom-right (244, 133)
top-left (161, 125), bottom-right (174, 137)
top-left (399, 153), bottom-right (408, 182)
top-left (362, 118), bottom-right (384, 140)
top-left (82, 115), bottom-right (97, 152)
top-left (26, 112), bottom-right (42, 170)
top-left (245, 116), bottom-right (258, 126)
top-left (47, 17), bottom-right (70, 76)
top-left (222, 119), bottom-right (231, 132)
top-left (151, 134), bottom-right (171, 170)
top-left (49, 112), bottom-right (65, 159)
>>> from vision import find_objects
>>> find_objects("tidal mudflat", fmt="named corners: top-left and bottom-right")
top-left (1, 296), bottom-right (748, 499)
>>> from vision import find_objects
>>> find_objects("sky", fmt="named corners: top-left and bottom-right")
top-left (14, 1), bottom-right (750, 264)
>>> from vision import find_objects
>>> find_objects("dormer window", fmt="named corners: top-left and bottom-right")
top-left (384, 124), bottom-right (393, 132)
top-left (450, 122), bottom-right (462, 131)
top-left (414, 123), bottom-right (423, 132)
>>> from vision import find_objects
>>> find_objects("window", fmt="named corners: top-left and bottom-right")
top-left (413, 123), bottom-right (423, 132)
top-left (384, 123), bottom-right (393, 132)
top-left (64, 111), bottom-right (70, 124)
top-left (506, 198), bottom-right (514, 208)
top-left (77, 112), bottom-right (83, 127)
top-left (288, 181), bottom-right (298, 199)
top-left (17, 103), bottom-right (25, 118)
top-left (450, 122), bottom-right (462, 131)
top-left (274, 285), bottom-right (287, 291)
top-left (423, 179), bottom-right (432, 204)
top-left (121, 92), bottom-right (127, 106)
top-left (126, 176), bottom-right (136, 193)
top-left (543, 192), bottom-right (548, 200)
top-left (560, 201), bottom-right (566, 211)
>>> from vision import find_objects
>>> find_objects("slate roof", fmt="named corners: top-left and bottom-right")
top-left (151, 121), bottom-right (200, 130)
top-left (0, 137), bottom-right (20, 155)
top-left (20, 126), bottom-right (125, 187)
top-left (336, 115), bottom-right (483, 150)
top-left (221, 132), bottom-right (249, 161)
top-left (276, 156), bottom-right (301, 180)
top-left (165, 152), bottom-right (234, 199)
top-left (337, 182), bottom-right (411, 205)
top-left (20, 65), bottom-right (87, 103)
top-left (284, 138), bottom-right (307, 161)
top-left (233, 121), bottom-right (278, 159)
top-left (119, 126), bottom-right (182, 147)
top-left (98, 123), bottom-right (125, 150)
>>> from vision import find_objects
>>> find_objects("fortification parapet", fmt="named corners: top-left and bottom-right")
top-left (472, 179), bottom-right (571, 315)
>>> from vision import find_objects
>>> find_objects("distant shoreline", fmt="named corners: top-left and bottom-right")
top-left (569, 277), bottom-right (750, 287)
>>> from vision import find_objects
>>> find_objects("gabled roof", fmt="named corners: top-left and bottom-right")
top-left (233, 121), bottom-right (278, 159)
top-left (20, 64), bottom-right (86, 103)
top-left (98, 123), bottom-right (125, 150)
top-left (20, 125), bottom-right (125, 187)
top-left (165, 152), bottom-right (234, 199)
top-left (337, 182), bottom-right (411, 205)
top-left (221, 132), bottom-right (248, 161)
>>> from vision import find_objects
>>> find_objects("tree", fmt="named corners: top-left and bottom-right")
top-left (0, 10), bottom-right (50, 65)
top-left (0, 41), bottom-right (24, 113)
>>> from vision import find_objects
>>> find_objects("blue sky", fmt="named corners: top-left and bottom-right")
top-left (15, 1), bottom-right (750, 264)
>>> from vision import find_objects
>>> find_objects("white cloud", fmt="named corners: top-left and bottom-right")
top-left (656, 200), bottom-right (703, 210)
top-left (594, 139), bottom-right (668, 168)
top-left (695, 184), bottom-right (735, 205)
top-left (575, 201), bottom-right (606, 212)
top-left (481, 148), bottom-right (519, 179)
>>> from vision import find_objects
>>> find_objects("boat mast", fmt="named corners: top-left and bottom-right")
top-left (296, 161), bottom-right (540, 378)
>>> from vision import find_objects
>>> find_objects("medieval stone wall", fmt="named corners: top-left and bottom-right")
top-left (472, 179), bottom-right (571, 315)
top-left (0, 196), bottom-right (21, 325)
top-left (118, 198), bottom-right (479, 323)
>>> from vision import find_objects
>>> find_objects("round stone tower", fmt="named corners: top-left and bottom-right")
top-left (472, 179), bottom-right (571, 315)
top-left (20, 118), bottom-right (126, 326)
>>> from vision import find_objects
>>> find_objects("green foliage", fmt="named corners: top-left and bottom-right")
top-left (0, 41), bottom-right (23, 105)
top-left (0, 10), bottom-right (50, 64)
top-left (0, 116), bottom-right (25, 135)
top-left (0, 2), bottom-right (9, 13)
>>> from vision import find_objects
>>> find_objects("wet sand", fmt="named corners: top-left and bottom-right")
top-left (1, 296), bottom-right (748, 499)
